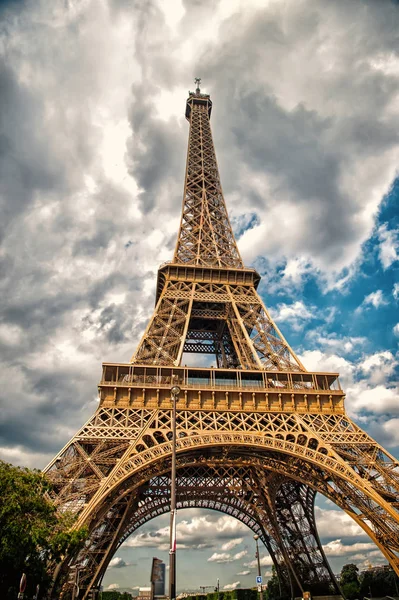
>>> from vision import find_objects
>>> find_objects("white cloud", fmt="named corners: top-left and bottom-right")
top-left (360, 351), bottom-right (395, 373)
top-left (300, 350), bottom-right (355, 383)
top-left (357, 289), bottom-right (388, 311)
top-left (347, 383), bottom-right (399, 417)
top-left (322, 539), bottom-right (378, 557)
top-left (244, 555), bottom-right (273, 569)
top-left (108, 557), bottom-right (129, 569)
top-left (208, 550), bottom-right (247, 563)
top-left (106, 583), bottom-right (120, 590)
top-left (233, 550), bottom-right (248, 561)
top-left (0, 324), bottom-right (23, 346)
top-left (299, 348), bottom-right (399, 422)
top-left (208, 553), bottom-right (232, 563)
top-left (377, 223), bottom-right (399, 269)
top-left (223, 582), bottom-right (241, 591)
top-left (281, 257), bottom-right (313, 287)
top-left (270, 301), bottom-right (315, 331)
top-left (315, 507), bottom-right (365, 539)
top-left (221, 538), bottom-right (243, 551)
top-left (307, 332), bottom-right (366, 355)
top-left (358, 351), bottom-right (397, 384)
top-left (394, 323), bottom-right (399, 336)
top-left (365, 290), bottom-right (388, 308)
top-left (123, 515), bottom-right (249, 551)
top-left (369, 417), bottom-right (399, 446)
top-left (393, 283), bottom-right (399, 300)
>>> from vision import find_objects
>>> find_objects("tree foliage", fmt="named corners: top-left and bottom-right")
top-left (340, 563), bottom-right (359, 586)
top-left (102, 592), bottom-right (133, 600)
top-left (186, 590), bottom-right (258, 600)
top-left (266, 566), bottom-right (282, 600)
top-left (359, 566), bottom-right (399, 598)
top-left (339, 564), bottom-right (360, 600)
top-left (0, 460), bottom-right (87, 600)
top-left (341, 581), bottom-right (360, 600)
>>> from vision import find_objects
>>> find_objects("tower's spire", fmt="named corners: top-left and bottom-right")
top-left (130, 88), bottom-right (304, 370)
top-left (174, 85), bottom-right (243, 268)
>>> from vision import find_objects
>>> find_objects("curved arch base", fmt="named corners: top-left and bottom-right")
top-left (45, 406), bottom-right (399, 600)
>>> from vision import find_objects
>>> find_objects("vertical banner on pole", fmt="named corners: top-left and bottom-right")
top-left (18, 573), bottom-right (27, 599)
top-left (171, 510), bottom-right (176, 552)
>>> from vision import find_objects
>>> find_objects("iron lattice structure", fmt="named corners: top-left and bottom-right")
top-left (45, 85), bottom-right (399, 600)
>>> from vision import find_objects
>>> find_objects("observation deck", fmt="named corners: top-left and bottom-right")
top-left (98, 364), bottom-right (345, 414)
top-left (155, 262), bottom-right (260, 302)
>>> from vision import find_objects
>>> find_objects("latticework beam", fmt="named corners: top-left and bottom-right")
top-left (44, 85), bottom-right (399, 600)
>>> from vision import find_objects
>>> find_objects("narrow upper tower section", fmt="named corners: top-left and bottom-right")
top-left (173, 80), bottom-right (243, 269)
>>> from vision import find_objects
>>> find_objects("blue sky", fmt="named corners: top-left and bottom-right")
top-left (0, 0), bottom-right (399, 595)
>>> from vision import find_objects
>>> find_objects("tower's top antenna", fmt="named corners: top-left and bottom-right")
top-left (186, 78), bottom-right (211, 120)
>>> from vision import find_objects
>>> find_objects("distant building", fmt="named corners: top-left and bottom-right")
top-left (360, 564), bottom-right (392, 575)
top-left (154, 562), bottom-right (166, 597)
top-left (137, 587), bottom-right (152, 600)
top-left (150, 558), bottom-right (166, 599)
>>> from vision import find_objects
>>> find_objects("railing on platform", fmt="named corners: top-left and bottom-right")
top-left (99, 364), bottom-right (341, 393)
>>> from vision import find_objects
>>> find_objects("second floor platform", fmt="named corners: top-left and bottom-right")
top-left (98, 364), bottom-right (345, 414)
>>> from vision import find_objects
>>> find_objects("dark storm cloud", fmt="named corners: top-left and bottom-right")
top-left (127, 87), bottom-right (186, 215)
top-left (188, 0), bottom-right (399, 272)
top-left (222, 90), bottom-right (358, 258)
top-left (84, 302), bottom-right (131, 344)
top-left (0, 60), bottom-right (66, 240)
top-left (0, 0), bottom-right (398, 473)
top-left (0, 361), bottom-right (97, 453)
top-left (126, 58), bottom-right (186, 214)
top-left (0, 0), bottom-right (156, 464)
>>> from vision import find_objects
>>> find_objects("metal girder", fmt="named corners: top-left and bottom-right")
top-left (129, 93), bottom-right (304, 371)
top-left (44, 86), bottom-right (399, 600)
top-left (46, 412), bottom-right (399, 599)
top-left (174, 91), bottom-right (242, 268)
top-left (52, 455), bottom-right (342, 599)
top-left (130, 279), bottom-right (304, 370)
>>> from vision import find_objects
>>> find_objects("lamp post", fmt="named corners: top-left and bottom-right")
top-left (169, 384), bottom-right (181, 600)
top-left (254, 535), bottom-right (264, 600)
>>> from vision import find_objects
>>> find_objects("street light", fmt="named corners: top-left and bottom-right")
top-left (254, 535), bottom-right (264, 600)
top-left (169, 385), bottom-right (181, 600)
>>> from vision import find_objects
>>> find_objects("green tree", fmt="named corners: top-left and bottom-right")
top-left (266, 566), bottom-right (282, 600)
top-left (360, 567), bottom-right (399, 598)
top-left (340, 564), bottom-right (359, 586)
top-left (340, 564), bottom-right (360, 600)
top-left (102, 592), bottom-right (133, 600)
top-left (0, 460), bottom-right (87, 600)
top-left (341, 581), bottom-right (360, 600)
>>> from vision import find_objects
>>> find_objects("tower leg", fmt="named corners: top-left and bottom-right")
top-left (255, 472), bottom-right (340, 597)
top-left (273, 480), bottom-right (341, 596)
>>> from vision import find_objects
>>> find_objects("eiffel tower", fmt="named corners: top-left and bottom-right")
top-left (45, 81), bottom-right (399, 600)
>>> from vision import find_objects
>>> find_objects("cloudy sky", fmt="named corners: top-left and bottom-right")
top-left (0, 0), bottom-right (399, 594)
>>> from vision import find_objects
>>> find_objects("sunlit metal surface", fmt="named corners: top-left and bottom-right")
top-left (45, 87), bottom-right (399, 600)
